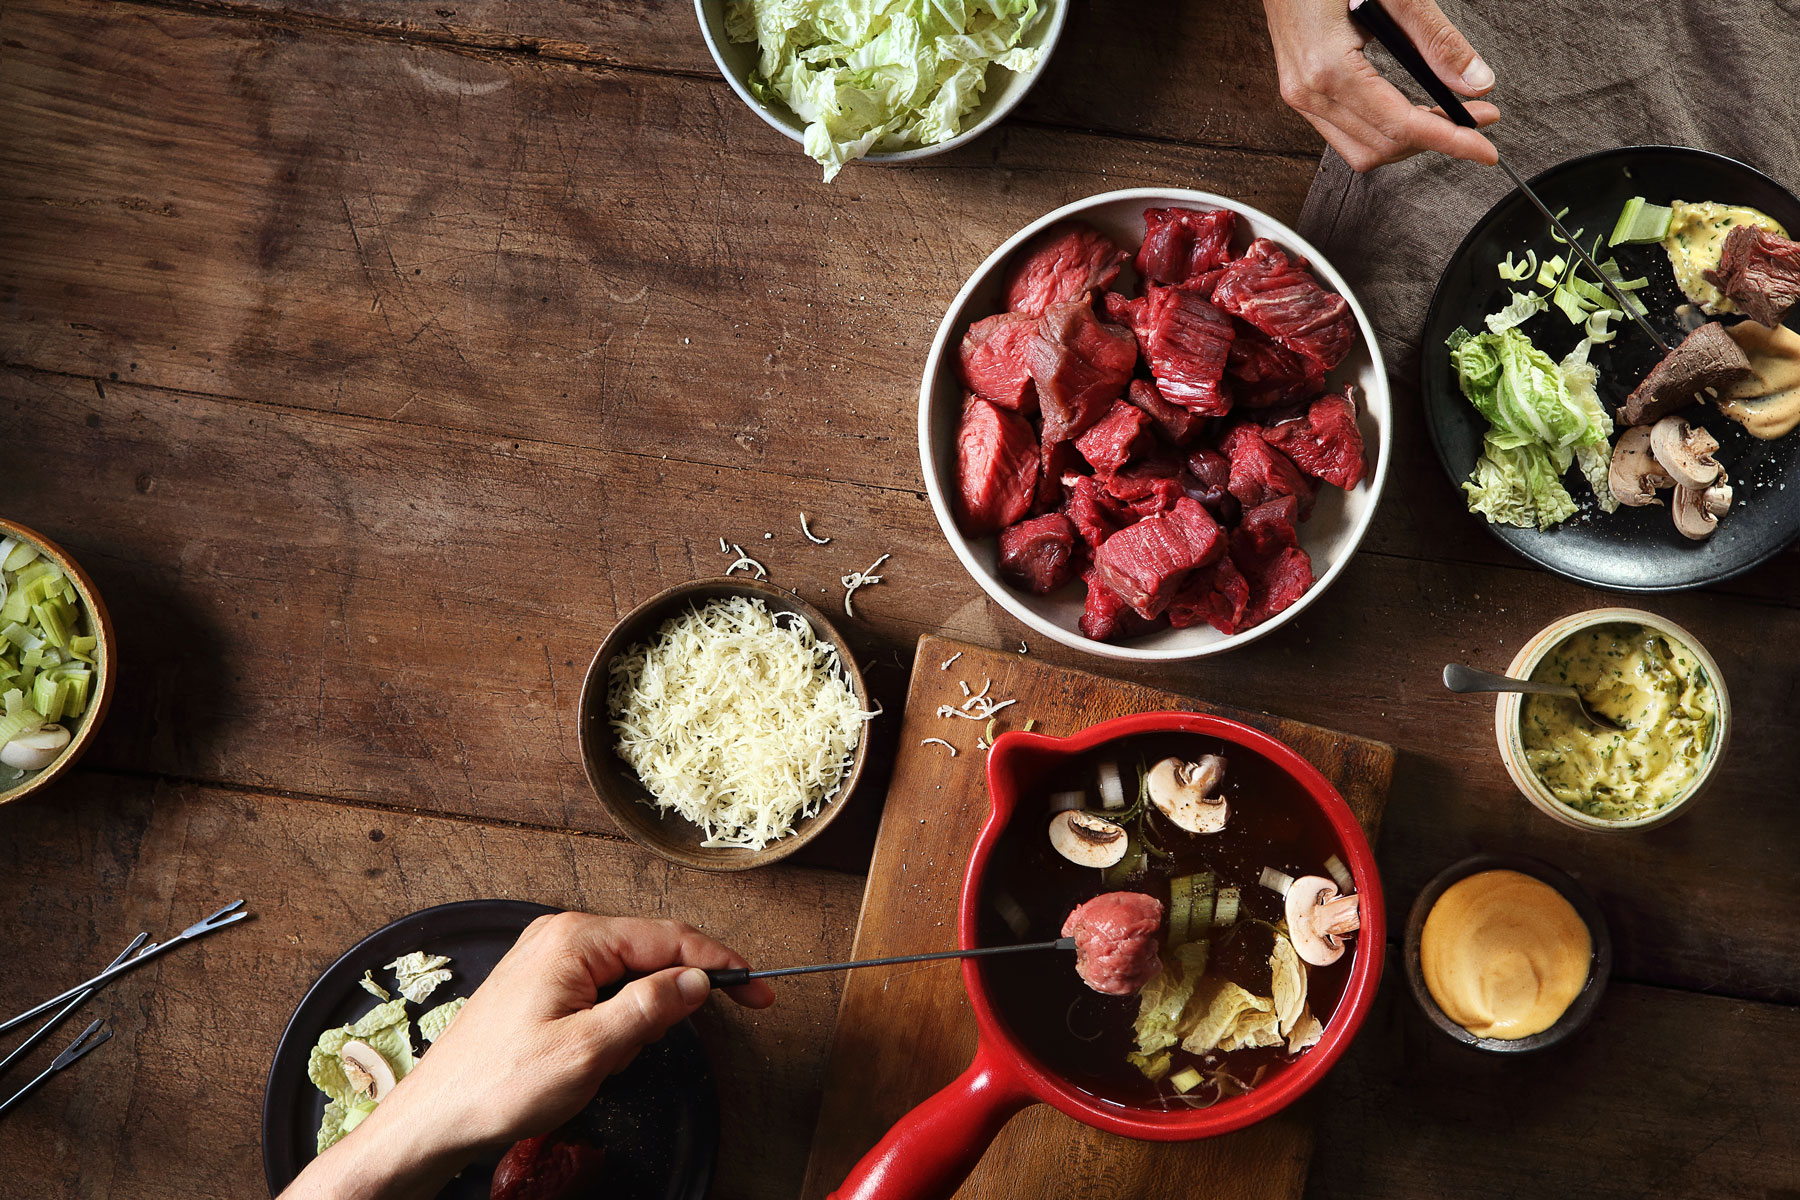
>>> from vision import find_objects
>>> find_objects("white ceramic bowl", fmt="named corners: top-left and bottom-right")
top-left (919, 188), bottom-right (1392, 662)
top-left (1494, 607), bottom-right (1730, 832)
top-left (695, 0), bottom-right (1067, 170)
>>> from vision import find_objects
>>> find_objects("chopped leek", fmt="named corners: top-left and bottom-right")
top-left (1, 541), bottom-right (38, 572)
top-left (1552, 284), bottom-right (1594, 326)
top-left (1609, 196), bottom-right (1673, 246)
top-left (1497, 249), bottom-right (1539, 282)
top-left (1097, 760), bottom-right (1126, 810)
top-left (0, 536), bottom-right (97, 779)
top-left (1169, 872), bottom-right (1216, 946)
top-left (1324, 855), bottom-right (1353, 894)
top-left (1535, 254), bottom-right (1568, 288)
top-left (1169, 1066), bottom-right (1204, 1094)
top-left (1213, 885), bottom-right (1241, 928)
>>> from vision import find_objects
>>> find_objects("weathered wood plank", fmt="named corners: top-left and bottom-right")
top-left (0, 774), bottom-right (863, 1200)
top-left (4, 365), bottom-right (1798, 1003)
top-left (130, 0), bottom-right (1323, 157)
top-left (1309, 974), bottom-right (1800, 1199)
top-left (0, 0), bottom-right (1313, 498)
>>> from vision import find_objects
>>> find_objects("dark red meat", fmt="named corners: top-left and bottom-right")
top-left (1222, 424), bottom-right (1315, 519)
top-left (1181, 446), bottom-right (1239, 525)
top-left (957, 311), bottom-right (1039, 412)
top-left (491, 1134), bottom-right (606, 1200)
top-left (1235, 543), bottom-right (1315, 629)
top-left (1002, 222), bottom-right (1128, 318)
top-left (1226, 320), bottom-right (1327, 409)
top-left (1035, 437), bottom-right (1082, 511)
top-left (997, 514), bottom-right (1078, 595)
top-left (1167, 556), bottom-right (1251, 635)
top-left (1110, 285), bottom-right (1236, 415)
top-left (1062, 474), bottom-right (1127, 551)
top-left (955, 397), bottom-right (1038, 536)
top-left (1030, 301), bottom-right (1138, 446)
top-left (1093, 497), bottom-right (1224, 619)
top-left (1213, 238), bottom-right (1355, 371)
top-left (1233, 495), bottom-right (1300, 558)
top-left (1062, 891), bottom-right (1165, 996)
top-left (1101, 455), bottom-right (1184, 520)
top-left (1258, 386), bottom-right (1367, 489)
top-left (1135, 207), bottom-right (1238, 288)
top-left (1124, 377), bottom-right (1206, 445)
top-left (1704, 224), bottom-right (1800, 329)
top-left (1079, 566), bottom-right (1156, 641)
top-left (1073, 400), bottom-right (1153, 474)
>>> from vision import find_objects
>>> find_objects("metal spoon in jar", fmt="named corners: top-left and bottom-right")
top-left (1442, 664), bottom-right (1624, 733)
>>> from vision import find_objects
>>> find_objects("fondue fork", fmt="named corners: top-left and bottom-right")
top-left (706, 937), bottom-right (1075, 989)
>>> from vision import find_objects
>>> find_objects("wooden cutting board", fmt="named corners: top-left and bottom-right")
top-left (798, 636), bottom-right (1396, 1200)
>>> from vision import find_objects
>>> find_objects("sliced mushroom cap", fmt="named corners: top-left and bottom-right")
top-left (1145, 755), bottom-right (1229, 834)
top-left (1672, 472), bottom-right (1732, 540)
top-left (339, 1039), bottom-right (398, 1101)
top-left (1283, 875), bottom-right (1361, 967)
top-left (1608, 426), bottom-right (1673, 507)
top-left (1649, 416), bottom-right (1722, 490)
top-left (0, 724), bottom-right (72, 771)
top-left (1048, 810), bottom-right (1128, 869)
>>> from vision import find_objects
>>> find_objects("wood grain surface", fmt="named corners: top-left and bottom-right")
top-left (798, 636), bottom-right (1396, 1200)
top-left (1, 0), bottom-right (1796, 1194)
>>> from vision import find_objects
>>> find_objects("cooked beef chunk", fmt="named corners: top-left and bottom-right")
top-left (1108, 285), bottom-right (1236, 415)
top-left (1704, 224), bottom-right (1800, 329)
top-left (1181, 447), bottom-right (1239, 525)
top-left (1003, 222), bottom-right (1129, 318)
top-left (1135, 207), bottom-right (1238, 288)
top-left (1221, 424), bottom-right (1316, 518)
top-left (1079, 566), bottom-right (1157, 641)
top-left (1124, 378), bottom-right (1207, 445)
top-left (1258, 386), bottom-right (1367, 489)
top-left (1030, 300), bottom-right (1139, 445)
top-left (1233, 496), bottom-right (1301, 558)
top-left (1167, 556), bottom-right (1251, 634)
top-left (1235, 543), bottom-right (1315, 628)
top-left (1061, 473), bottom-right (1127, 551)
top-left (1093, 497), bottom-right (1225, 619)
top-left (1073, 400), bottom-right (1153, 474)
top-left (1062, 891), bottom-right (1165, 996)
top-left (1621, 321), bottom-right (1754, 426)
top-left (1226, 320), bottom-right (1327, 408)
top-left (1101, 455), bottom-right (1185, 520)
top-left (957, 311), bottom-right (1039, 412)
top-left (998, 514), bottom-right (1079, 595)
top-left (955, 396), bottom-right (1039, 536)
top-left (1213, 238), bottom-right (1355, 371)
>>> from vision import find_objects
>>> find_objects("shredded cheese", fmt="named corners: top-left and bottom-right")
top-left (607, 597), bottom-right (872, 850)
top-left (921, 737), bottom-right (957, 757)
top-left (939, 651), bottom-right (962, 670)
top-left (840, 553), bottom-right (890, 616)
top-left (800, 513), bottom-right (831, 545)
top-left (722, 541), bottom-right (768, 580)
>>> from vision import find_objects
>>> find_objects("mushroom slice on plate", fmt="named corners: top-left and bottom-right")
top-left (339, 1039), bottom-right (398, 1102)
top-left (1648, 416), bottom-right (1722, 490)
top-left (1146, 755), bottom-right (1229, 834)
top-left (1283, 875), bottom-right (1360, 967)
top-left (1608, 426), bottom-right (1673, 507)
top-left (1672, 472), bottom-right (1733, 540)
top-left (1048, 810), bottom-right (1128, 868)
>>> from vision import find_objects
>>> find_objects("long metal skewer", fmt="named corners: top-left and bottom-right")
top-left (0, 1019), bottom-right (113, 1119)
top-left (706, 936), bottom-right (1075, 989)
top-left (0, 933), bottom-right (147, 1084)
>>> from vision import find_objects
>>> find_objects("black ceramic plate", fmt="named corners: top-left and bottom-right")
top-left (1422, 146), bottom-right (1800, 591)
top-left (262, 900), bottom-right (718, 1199)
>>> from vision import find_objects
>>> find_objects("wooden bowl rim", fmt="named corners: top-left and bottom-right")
top-left (577, 576), bottom-right (873, 873)
top-left (0, 518), bottom-right (118, 807)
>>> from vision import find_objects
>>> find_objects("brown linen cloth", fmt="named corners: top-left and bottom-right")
top-left (1296, 0), bottom-right (1800, 374)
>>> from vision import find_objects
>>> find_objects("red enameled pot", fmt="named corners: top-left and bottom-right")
top-left (829, 711), bottom-right (1386, 1200)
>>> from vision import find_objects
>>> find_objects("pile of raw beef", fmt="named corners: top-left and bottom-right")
top-left (954, 207), bottom-right (1368, 643)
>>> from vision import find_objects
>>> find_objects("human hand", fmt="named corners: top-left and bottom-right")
top-left (282, 912), bottom-right (773, 1200)
top-left (1262, 0), bottom-right (1500, 172)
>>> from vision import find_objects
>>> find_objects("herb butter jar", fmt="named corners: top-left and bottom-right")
top-left (1495, 607), bottom-right (1730, 833)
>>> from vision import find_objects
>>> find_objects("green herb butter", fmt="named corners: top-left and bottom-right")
top-left (1661, 201), bottom-right (1787, 313)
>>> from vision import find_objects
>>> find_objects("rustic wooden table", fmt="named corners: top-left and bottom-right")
top-left (1, 1), bottom-right (1795, 1196)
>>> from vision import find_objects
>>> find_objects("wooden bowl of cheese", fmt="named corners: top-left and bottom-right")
top-left (578, 577), bottom-right (874, 872)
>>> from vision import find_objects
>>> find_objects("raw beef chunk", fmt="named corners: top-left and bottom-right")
top-left (1181, 447), bottom-right (1239, 525)
top-left (1135, 207), bottom-right (1238, 288)
top-left (1221, 425), bottom-right (1315, 518)
top-left (1062, 892), bottom-right (1165, 996)
top-left (1101, 456), bottom-right (1185, 520)
top-left (1213, 238), bottom-right (1355, 371)
top-left (1110, 286), bottom-right (1236, 415)
top-left (1003, 222), bottom-right (1128, 318)
top-left (1226, 321), bottom-right (1327, 408)
top-left (1258, 386), bottom-right (1367, 489)
top-left (1093, 497), bottom-right (1224, 620)
top-left (958, 312), bottom-right (1039, 412)
top-left (1166, 556), bottom-right (1251, 635)
top-left (1062, 474), bottom-right (1128, 551)
top-left (1704, 224), bottom-right (1800, 329)
top-left (998, 514), bottom-right (1079, 595)
top-left (1124, 378), bottom-right (1207, 445)
top-left (1233, 496), bottom-right (1300, 558)
top-left (1079, 567), bottom-right (1156, 642)
top-left (1235, 543), bottom-right (1315, 628)
top-left (955, 397), bottom-right (1038, 536)
top-left (1030, 301), bottom-right (1138, 445)
top-left (1074, 400), bottom-right (1153, 474)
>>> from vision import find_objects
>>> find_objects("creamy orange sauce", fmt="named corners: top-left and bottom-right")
top-left (1420, 870), bottom-right (1591, 1040)
top-left (1721, 321), bottom-right (1800, 440)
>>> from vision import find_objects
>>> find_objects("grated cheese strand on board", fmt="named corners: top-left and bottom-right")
top-left (607, 596), bottom-right (873, 850)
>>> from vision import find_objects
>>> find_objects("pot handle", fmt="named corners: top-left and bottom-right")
top-left (827, 1044), bottom-right (1032, 1200)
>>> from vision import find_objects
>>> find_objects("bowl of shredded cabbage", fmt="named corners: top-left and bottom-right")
top-left (580, 577), bottom-right (877, 871)
top-left (697, 0), bottom-right (1066, 182)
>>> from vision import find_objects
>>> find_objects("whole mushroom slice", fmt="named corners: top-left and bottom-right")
top-left (1672, 472), bottom-right (1733, 541)
top-left (0, 724), bottom-right (71, 771)
top-left (339, 1039), bottom-right (398, 1102)
top-left (1146, 755), bottom-right (1229, 834)
top-left (1648, 416), bottom-right (1722, 490)
top-left (1283, 875), bottom-right (1360, 967)
top-left (1608, 426), bottom-right (1674, 507)
top-left (1048, 810), bottom-right (1128, 869)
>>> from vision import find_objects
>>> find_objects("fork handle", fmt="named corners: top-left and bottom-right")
top-left (1442, 663), bottom-right (1575, 699)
